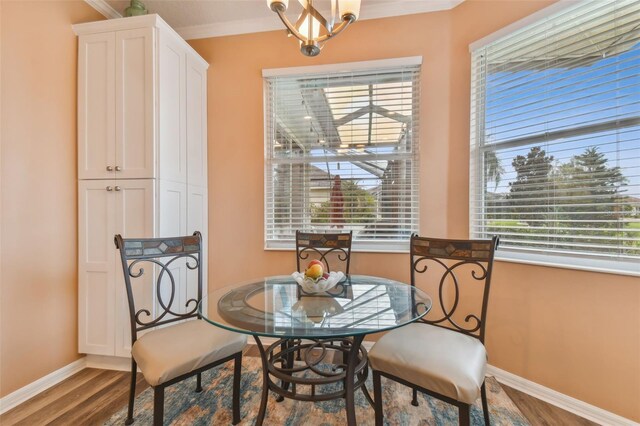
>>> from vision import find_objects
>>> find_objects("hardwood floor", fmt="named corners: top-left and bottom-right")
top-left (1, 346), bottom-right (597, 426)
top-left (501, 385), bottom-right (598, 426)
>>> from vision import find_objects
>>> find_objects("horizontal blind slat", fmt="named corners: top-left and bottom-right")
top-left (266, 64), bottom-right (420, 245)
top-left (470, 0), bottom-right (640, 265)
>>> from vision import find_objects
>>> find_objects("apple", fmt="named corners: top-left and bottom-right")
top-left (308, 259), bottom-right (324, 269)
top-left (305, 263), bottom-right (323, 280)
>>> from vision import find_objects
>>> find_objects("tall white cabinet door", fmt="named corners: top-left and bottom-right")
top-left (78, 33), bottom-right (116, 180)
top-left (114, 179), bottom-right (155, 357)
top-left (157, 180), bottom-right (188, 320)
top-left (158, 30), bottom-right (187, 183)
top-left (158, 180), bottom-right (187, 237)
top-left (186, 57), bottom-right (207, 187)
top-left (115, 28), bottom-right (156, 180)
top-left (79, 180), bottom-right (117, 355)
top-left (187, 185), bottom-right (208, 313)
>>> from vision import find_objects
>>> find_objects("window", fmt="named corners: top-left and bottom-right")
top-left (264, 58), bottom-right (421, 251)
top-left (470, 0), bottom-right (640, 274)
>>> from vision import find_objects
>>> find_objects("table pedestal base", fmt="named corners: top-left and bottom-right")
top-left (252, 335), bottom-right (372, 426)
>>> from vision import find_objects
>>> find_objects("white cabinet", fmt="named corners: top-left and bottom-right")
top-left (78, 32), bottom-right (115, 180)
top-left (78, 179), bottom-right (155, 356)
top-left (74, 15), bottom-right (209, 358)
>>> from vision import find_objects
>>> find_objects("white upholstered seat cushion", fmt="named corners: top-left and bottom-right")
top-left (368, 323), bottom-right (487, 404)
top-left (132, 320), bottom-right (247, 387)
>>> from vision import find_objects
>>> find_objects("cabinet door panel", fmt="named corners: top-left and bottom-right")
top-left (79, 181), bottom-right (117, 355)
top-left (78, 33), bottom-right (116, 180)
top-left (158, 30), bottom-right (187, 183)
top-left (187, 185), bottom-right (207, 314)
top-left (114, 179), bottom-right (155, 357)
top-left (158, 180), bottom-right (187, 238)
top-left (158, 180), bottom-right (188, 317)
top-left (115, 28), bottom-right (155, 179)
top-left (186, 57), bottom-right (207, 187)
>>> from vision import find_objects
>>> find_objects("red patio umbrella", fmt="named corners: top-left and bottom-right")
top-left (330, 175), bottom-right (345, 229)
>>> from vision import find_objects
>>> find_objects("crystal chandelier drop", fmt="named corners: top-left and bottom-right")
top-left (267, 0), bottom-right (361, 57)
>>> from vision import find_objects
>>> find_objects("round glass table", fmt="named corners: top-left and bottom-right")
top-left (199, 275), bottom-right (431, 426)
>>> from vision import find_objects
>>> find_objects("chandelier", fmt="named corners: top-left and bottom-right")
top-left (267, 0), bottom-right (361, 57)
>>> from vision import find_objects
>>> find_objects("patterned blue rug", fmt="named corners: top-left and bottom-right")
top-left (105, 357), bottom-right (529, 425)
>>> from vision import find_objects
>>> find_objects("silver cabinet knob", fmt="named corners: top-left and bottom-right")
top-left (115, 166), bottom-right (122, 172)
top-left (106, 165), bottom-right (114, 171)
top-left (114, 186), bottom-right (121, 192)
top-left (106, 186), bottom-right (113, 191)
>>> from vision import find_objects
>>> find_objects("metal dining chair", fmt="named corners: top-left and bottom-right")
top-left (369, 234), bottom-right (499, 426)
top-left (295, 230), bottom-right (353, 273)
top-left (114, 232), bottom-right (247, 426)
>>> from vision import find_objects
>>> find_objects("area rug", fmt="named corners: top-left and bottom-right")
top-left (105, 358), bottom-right (530, 425)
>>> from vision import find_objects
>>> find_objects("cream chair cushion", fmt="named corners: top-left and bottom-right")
top-left (369, 323), bottom-right (487, 404)
top-left (132, 320), bottom-right (247, 387)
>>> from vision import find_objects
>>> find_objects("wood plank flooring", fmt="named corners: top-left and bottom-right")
top-left (1, 346), bottom-right (598, 425)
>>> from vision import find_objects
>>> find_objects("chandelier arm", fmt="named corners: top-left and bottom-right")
top-left (306, 5), bottom-right (329, 29)
top-left (293, 8), bottom-right (309, 32)
top-left (315, 15), bottom-right (355, 42)
top-left (275, 8), bottom-right (310, 43)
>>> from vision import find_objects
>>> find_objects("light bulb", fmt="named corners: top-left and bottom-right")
top-left (339, 0), bottom-right (360, 20)
top-left (299, 13), bottom-right (321, 40)
top-left (267, 0), bottom-right (288, 12)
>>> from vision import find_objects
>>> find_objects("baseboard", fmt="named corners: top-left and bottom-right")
top-left (486, 365), bottom-right (638, 426)
top-left (85, 354), bottom-right (135, 372)
top-left (0, 358), bottom-right (87, 415)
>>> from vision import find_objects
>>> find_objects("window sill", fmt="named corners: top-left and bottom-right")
top-left (496, 249), bottom-right (640, 277)
top-left (265, 240), bottom-right (410, 254)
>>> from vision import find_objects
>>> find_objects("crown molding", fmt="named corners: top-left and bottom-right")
top-left (82, 0), bottom-right (463, 40)
top-left (176, 15), bottom-right (285, 41)
top-left (176, 0), bottom-right (464, 40)
top-left (84, 0), bottom-right (122, 19)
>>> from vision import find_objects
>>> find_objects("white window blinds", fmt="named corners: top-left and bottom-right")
top-left (470, 0), bottom-right (640, 273)
top-left (264, 61), bottom-right (420, 250)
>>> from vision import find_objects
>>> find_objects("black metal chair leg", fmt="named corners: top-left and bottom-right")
top-left (153, 386), bottom-right (164, 426)
top-left (195, 372), bottom-right (203, 393)
top-left (373, 370), bottom-right (383, 426)
top-left (481, 381), bottom-right (491, 425)
top-left (459, 404), bottom-right (470, 426)
top-left (125, 359), bottom-right (137, 425)
top-left (232, 352), bottom-right (242, 425)
top-left (411, 388), bottom-right (419, 406)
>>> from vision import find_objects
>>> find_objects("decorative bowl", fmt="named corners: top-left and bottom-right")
top-left (292, 271), bottom-right (345, 294)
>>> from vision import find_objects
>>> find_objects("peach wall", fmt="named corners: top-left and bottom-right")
top-left (189, 10), bottom-right (454, 289)
top-left (451, 1), bottom-right (640, 421)
top-left (0, 1), bottom-right (103, 397)
top-left (189, 1), bottom-right (639, 421)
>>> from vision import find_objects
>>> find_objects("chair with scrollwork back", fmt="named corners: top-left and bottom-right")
top-left (114, 232), bottom-right (247, 426)
top-left (369, 234), bottom-right (499, 426)
top-left (296, 230), bottom-right (353, 273)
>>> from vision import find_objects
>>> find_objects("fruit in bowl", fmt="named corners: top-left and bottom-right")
top-left (292, 264), bottom-right (345, 294)
top-left (304, 261), bottom-right (324, 280)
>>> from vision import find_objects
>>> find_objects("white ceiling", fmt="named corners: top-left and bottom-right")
top-left (91, 0), bottom-right (463, 39)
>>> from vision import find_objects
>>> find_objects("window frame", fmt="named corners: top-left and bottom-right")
top-left (263, 57), bottom-right (422, 253)
top-left (468, 0), bottom-right (640, 276)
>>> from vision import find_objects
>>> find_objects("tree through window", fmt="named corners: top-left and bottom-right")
top-left (470, 0), bottom-right (640, 271)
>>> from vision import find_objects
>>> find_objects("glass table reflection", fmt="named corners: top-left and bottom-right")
top-left (199, 275), bottom-right (431, 426)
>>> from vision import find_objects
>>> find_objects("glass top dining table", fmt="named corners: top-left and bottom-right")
top-left (198, 274), bottom-right (432, 339)
top-left (198, 274), bottom-right (432, 426)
